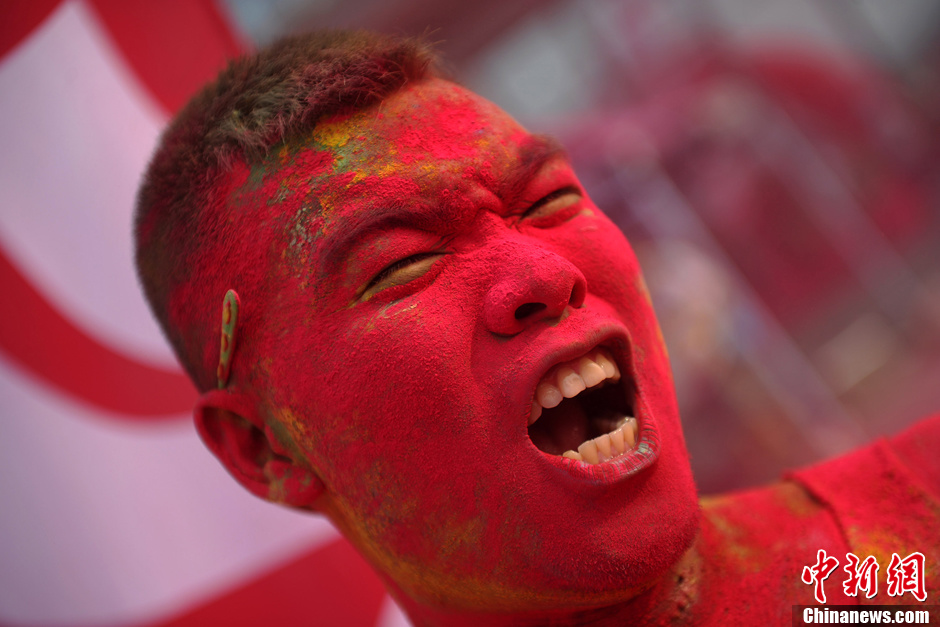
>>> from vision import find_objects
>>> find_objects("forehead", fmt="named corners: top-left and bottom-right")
top-left (306, 78), bottom-right (529, 179)
top-left (230, 79), bottom-right (558, 283)
top-left (237, 79), bottom-right (541, 216)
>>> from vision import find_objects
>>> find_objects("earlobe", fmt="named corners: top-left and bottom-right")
top-left (194, 389), bottom-right (325, 509)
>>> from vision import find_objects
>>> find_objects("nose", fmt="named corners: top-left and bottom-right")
top-left (483, 244), bottom-right (587, 336)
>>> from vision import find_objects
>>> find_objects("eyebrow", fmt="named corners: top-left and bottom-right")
top-left (319, 198), bottom-right (418, 280)
top-left (497, 134), bottom-right (568, 208)
top-left (319, 134), bottom-right (569, 279)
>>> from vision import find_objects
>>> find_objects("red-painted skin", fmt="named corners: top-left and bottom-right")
top-left (186, 79), bottom-right (940, 625)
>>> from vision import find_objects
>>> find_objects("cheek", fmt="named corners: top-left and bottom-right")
top-left (279, 289), bottom-right (520, 575)
top-left (296, 294), bottom-right (476, 473)
top-left (542, 211), bottom-right (646, 309)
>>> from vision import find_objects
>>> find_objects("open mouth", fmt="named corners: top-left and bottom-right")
top-left (528, 346), bottom-right (638, 464)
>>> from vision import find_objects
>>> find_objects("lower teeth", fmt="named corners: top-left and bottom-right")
top-left (561, 416), bottom-right (637, 464)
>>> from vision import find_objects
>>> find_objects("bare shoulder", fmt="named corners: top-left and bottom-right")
top-left (886, 413), bottom-right (940, 500)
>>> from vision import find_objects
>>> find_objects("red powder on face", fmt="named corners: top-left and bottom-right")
top-left (389, 95), bottom-right (495, 163)
top-left (217, 80), bottom-right (701, 619)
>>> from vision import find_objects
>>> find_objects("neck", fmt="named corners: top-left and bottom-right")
top-left (389, 481), bottom-right (825, 626)
top-left (387, 547), bottom-right (704, 627)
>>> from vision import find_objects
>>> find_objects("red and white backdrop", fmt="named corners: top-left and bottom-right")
top-left (0, 2), bottom-right (401, 625)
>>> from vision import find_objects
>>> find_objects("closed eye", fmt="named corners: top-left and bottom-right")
top-left (523, 185), bottom-right (582, 221)
top-left (362, 252), bottom-right (445, 298)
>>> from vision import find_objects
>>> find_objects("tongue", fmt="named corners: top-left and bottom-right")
top-left (528, 398), bottom-right (590, 455)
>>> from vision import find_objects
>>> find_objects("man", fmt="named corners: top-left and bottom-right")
top-left (135, 31), bottom-right (939, 625)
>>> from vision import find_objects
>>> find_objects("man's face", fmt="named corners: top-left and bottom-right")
top-left (230, 79), bottom-right (698, 611)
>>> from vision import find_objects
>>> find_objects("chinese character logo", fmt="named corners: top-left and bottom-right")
top-left (802, 549), bottom-right (840, 603)
top-left (843, 553), bottom-right (879, 598)
top-left (803, 550), bottom-right (928, 603)
top-left (887, 552), bottom-right (927, 602)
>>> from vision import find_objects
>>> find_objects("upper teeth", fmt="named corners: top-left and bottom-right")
top-left (529, 347), bottom-right (621, 425)
top-left (529, 347), bottom-right (638, 465)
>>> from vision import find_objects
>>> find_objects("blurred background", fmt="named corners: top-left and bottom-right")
top-left (2, 0), bottom-right (938, 625)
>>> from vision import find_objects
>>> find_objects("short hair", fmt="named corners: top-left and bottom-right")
top-left (135, 31), bottom-right (440, 391)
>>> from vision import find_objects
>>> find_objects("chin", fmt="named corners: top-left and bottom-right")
top-left (516, 455), bottom-right (700, 609)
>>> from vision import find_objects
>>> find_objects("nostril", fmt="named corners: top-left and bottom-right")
top-left (570, 279), bottom-right (586, 308)
top-left (514, 302), bottom-right (547, 320)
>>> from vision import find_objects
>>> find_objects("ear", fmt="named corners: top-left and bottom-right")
top-left (194, 389), bottom-right (325, 509)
